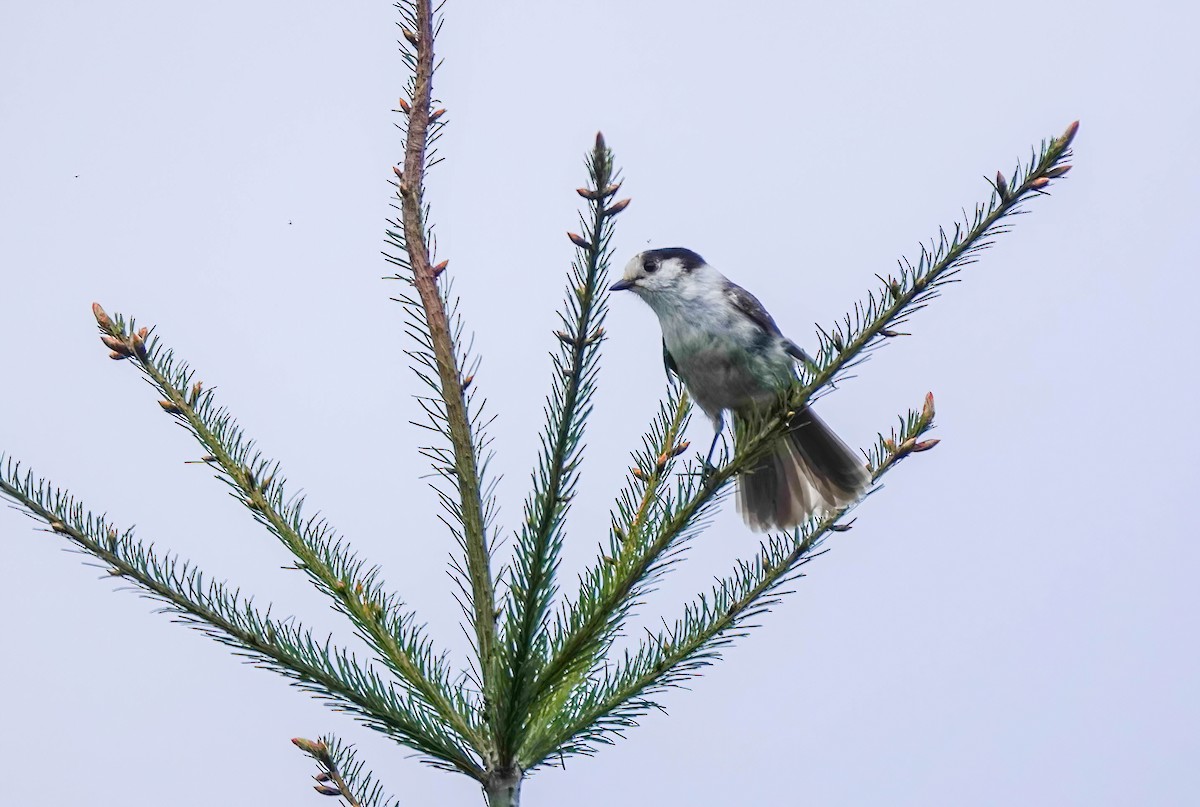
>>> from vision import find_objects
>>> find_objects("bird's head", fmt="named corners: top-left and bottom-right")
top-left (609, 247), bottom-right (709, 299)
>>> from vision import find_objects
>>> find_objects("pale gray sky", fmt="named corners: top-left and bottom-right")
top-left (1, 1), bottom-right (1196, 805)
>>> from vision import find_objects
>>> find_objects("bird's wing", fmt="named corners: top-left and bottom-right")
top-left (725, 281), bottom-right (811, 364)
top-left (662, 339), bottom-right (679, 378)
top-left (724, 281), bottom-right (783, 335)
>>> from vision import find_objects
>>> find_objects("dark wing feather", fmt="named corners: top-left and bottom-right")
top-left (725, 281), bottom-right (810, 362)
top-left (662, 339), bottom-right (679, 378)
top-left (724, 282), bottom-right (782, 335)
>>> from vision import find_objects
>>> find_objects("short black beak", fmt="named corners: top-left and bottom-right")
top-left (609, 279), bottom-right (635, 291)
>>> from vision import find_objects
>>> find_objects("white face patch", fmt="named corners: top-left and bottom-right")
top-left (619, 253), bottom-right (644, 285)
top-left (621, 252), bottom-right (690, 296)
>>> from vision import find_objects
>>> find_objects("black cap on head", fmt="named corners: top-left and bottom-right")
top-left (642, 247), bottom-right (705, 271)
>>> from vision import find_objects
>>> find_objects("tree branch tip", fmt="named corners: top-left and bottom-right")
top-left (595, 131), bottom-right (606, 151)
top-left (1060, 120), bottom-right (1080, 146)
top-left (922, 392), bottom-right (935, 421)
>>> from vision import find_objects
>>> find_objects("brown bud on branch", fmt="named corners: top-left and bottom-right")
top-left (910, 439), bottom-right (940, 452)
top-left (1060, 120), bottom-right (1080, 146)
top-left (567, 232), bottom-right (590, 249)
top-left (92, 302), bottom-right (114, 332)
top-left (1045, 164), bottom-right (1072, 178)
top-left (1029, 177), bottom-right (1050, 189)
top-left (291, 737), bottom-right (329, 757)
top-left (604, 198), bottom-right (631, 216)
top-left (101, 335), bottom-right (131, 356)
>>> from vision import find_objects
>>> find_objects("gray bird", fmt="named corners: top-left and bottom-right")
top-left (610, 247), bottom-right (869, 531)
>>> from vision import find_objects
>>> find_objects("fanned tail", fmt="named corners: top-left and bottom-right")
top-left (736, 406), bottom-right (869, 532)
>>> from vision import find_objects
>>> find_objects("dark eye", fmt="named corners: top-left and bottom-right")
top-left (642, 258), bottom-right (658, 273)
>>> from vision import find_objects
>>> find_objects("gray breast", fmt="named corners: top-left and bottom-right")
top-left (663, 311), bottom-right (794, 417)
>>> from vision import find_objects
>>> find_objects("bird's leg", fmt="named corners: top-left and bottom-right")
top-left (703, 412), bottom-right (726, 470)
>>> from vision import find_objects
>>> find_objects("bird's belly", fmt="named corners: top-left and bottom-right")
top-left (659, 309), bottom-right (795, 418)
top-left (674, 348), bottom-right (779, 415)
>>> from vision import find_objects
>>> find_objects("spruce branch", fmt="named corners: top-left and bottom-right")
top-left (293, 735), bottom-right (402, 807)
top-left (522, 384), bottom-right (696, 755)
top-left (800, 120), bottom-right (1079, 397)
top-left (495, 135), bottom-right (626, 764)
top-left (524, 397), bottom-right (938, 767)
top-left (0, 460), bottom-right (482, 776)
top-left (680, 122), bottom-right (1077, 509)
top-left (383, 0), bottom-right (499, 714)
top-left (86, 304), bottom-right (485, 758)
